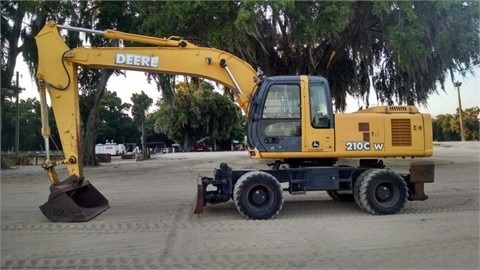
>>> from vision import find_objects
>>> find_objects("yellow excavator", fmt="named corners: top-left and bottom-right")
top-left (35, 21), bottom-right (434, 222)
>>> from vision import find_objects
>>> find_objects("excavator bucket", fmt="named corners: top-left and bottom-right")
top-left (39, 175), bottom-right (109, 222)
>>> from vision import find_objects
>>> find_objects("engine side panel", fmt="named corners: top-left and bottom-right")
top-left (333, 110), bottom-right (433, 157)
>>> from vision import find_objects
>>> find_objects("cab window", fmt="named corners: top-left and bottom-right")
top-left (310, 84), bottom-right (330, 128)
top-left (262, 84), bottom-right (300, 119)
top-left (261, 84), bottom-right (301, 137)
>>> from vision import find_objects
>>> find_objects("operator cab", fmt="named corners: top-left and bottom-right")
top-left (247, 76), bottom-right (334, 159)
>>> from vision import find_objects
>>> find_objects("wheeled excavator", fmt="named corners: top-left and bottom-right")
top-left (35, 21), bottom-right (434, 222)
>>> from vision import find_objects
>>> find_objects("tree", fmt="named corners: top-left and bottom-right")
top-left (78, 1), bottom-right (135, 166)
top-left (432, 113), bottom-right (459, 141)
top-left (144, 112), bottom-right (173, 149)
top-left (203, 90), bottom-right (245, 150)
top-left (129, 1), bottom-right (242, 106)
top-left (1, 1), bottom-right (80, 169)
top-left (154, 80), bottom-right (243, 150)
top-left (96, 91), bottom-right (137, 144)
top-left (1, 97), bottom-right (60, 152)
top-left (1, 1), bottom-right (43, 167)
top-left (1, 1), bottom-right (27, 91)
top-left (432, 107), bottom-right (479, 141)
top-left (131, 91), bottom-right (153, 159)
top-left (1, 0), bottom-right (82, 108)
top-left (462, 107), bottom-right (480, 141)
top-left (131, 1), bottom-right (478, 112)
top-left (0, 0), bottom-right (114, 166)
top-left (235, 1), bottom-right (479, 110)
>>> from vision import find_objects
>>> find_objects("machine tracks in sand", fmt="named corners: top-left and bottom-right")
top-left (2, 191), bottom-right (477, 234)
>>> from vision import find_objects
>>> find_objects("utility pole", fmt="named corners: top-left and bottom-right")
top-left (15, 72), bottom-right (20, 164)
top-left (453, 81), bottom-right (465, 141)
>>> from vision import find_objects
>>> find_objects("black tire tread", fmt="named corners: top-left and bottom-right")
top-left (353, 169), bottom-right (373, 211)
top-left (233, 171), bottom-right (284, 220)
top-left (355, 169), bottom-right (408, 215)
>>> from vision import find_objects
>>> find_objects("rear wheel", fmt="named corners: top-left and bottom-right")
top-left (233, 171), bottom-right (284, 220)
top-left (354, 169), bottom-right (408, 215)
top-left (353, 170), bottom-right (372, 211)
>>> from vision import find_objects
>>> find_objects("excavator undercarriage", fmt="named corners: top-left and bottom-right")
top-left (193, 159), bottom-right (434, 219)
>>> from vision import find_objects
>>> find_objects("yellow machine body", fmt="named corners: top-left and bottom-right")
top-left (250, 107), bottom-right (433, 159)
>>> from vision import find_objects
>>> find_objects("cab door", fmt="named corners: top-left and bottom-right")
top-left (302, 76), bottom-right (335, 153)
top-left (247, 77), bottom-right (302, 152)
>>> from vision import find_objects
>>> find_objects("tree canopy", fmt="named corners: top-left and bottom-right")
top-left (432, 107), bottom-right (479, 141)
top-left (3, 1), bottom-right (478, 111)
top-left (131, 91), bottom-right (153, 158)
top-left (131, 0), bottom-right (479, 111)
top-left (154, 80), bottom-right (245, 150)
top-left (1, 97), bottom-right (60, 152)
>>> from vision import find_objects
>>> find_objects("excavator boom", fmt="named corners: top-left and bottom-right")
top-left (35, 21), bottom-right (258, 221)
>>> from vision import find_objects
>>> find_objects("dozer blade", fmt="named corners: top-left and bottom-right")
top-left (39, 175), bottom-right (109, 222)
top-left (193, 176), bottom-right (204, 214)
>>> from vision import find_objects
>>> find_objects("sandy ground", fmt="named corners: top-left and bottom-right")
top-left (1, 142), bottom-right (479, 269)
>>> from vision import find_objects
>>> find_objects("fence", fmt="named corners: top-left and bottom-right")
top-left (1, 151), bottom-right (64, 166)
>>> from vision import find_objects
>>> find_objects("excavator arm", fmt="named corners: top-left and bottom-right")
top-left (36, 21), bottom-right (258, 181)
top-left (35, 21), bottom-right (258, 221)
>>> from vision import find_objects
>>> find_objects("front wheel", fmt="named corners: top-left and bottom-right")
top-left (354, 169), bottom-right (408, 215)
top-left (233, 171), bottom-right (284, 220)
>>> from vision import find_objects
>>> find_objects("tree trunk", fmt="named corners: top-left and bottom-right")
top-left (82, 69), bottom-right (114, 166)
top-left (141, 120), bottom-right (149, 159)
top-left (1, 8), bottom-right (25, 170)
top-left (182, 132), bottom-right (189, 152)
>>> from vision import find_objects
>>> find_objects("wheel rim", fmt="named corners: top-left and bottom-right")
top-left (374, 182), bottom-right (398, 206)
top-left (247, 185), bottom-right (274, 210)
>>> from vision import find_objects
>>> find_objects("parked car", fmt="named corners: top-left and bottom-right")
top-left (193, 142), bottom-right (209, 152)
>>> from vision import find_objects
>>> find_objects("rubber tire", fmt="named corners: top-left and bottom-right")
top-left (353, 170), bottom-right (372, 212)
top-left (326, 190), bottom-right (355, 202)
top-left (233, 171), bottom-right (284, 220)
top-left (353, 169), bottom-right (408, 215)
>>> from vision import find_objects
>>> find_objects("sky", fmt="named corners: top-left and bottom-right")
top-left (14, 55), bottom-right (479, 117)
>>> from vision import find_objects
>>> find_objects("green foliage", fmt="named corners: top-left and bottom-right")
top-left (154, 80), bottom-right (244, 150)
top-left (461, 107), bottom-right (480, 140)
top-left (144, 113), bottom-right (172, 147)
top-left (131, 1), bottom-right (239, 50)
top-left (131, 91), bottom-right (153, 158)
top-left (130, 0), bottom-right (478, 112)
top-left (1, 98), bottom-right (60, 151)
top-left (96, 91), bottom-right (138, 144)
top-left (1, 0), bottom-right (80, 87)
top-left (432, 113), bottom-right (460, 141)
top-left (131, 91), bottom-right (153, 125)
top-left (432, 107), bottom-right (479, 141)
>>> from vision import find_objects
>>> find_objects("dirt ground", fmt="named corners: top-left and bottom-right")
top-left (1, 142), bottom-right (479, 269)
